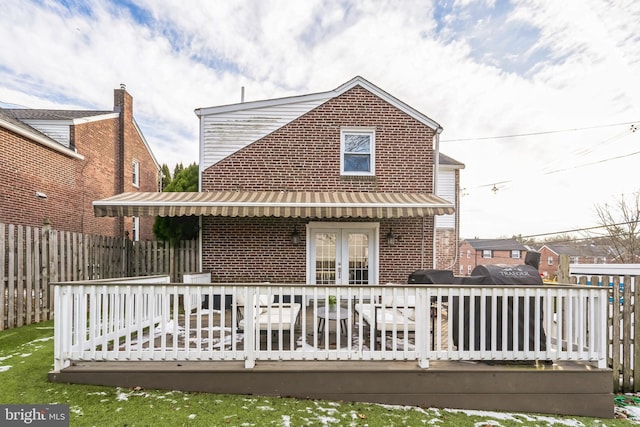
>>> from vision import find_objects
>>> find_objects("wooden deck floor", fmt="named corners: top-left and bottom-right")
top-left (123, 304), bottom-right (448, 352)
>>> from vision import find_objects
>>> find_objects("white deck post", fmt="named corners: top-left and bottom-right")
top-left (53, 285), bottom-right (70, 371)
top-left (244, 286), bottom-right (256, 368)
top-left (416, 287), bottom-right (430, 368)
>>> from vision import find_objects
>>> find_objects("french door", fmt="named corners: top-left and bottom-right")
top-left (307, 223), bottom-right (378, 285)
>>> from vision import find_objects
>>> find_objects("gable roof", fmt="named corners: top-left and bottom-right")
top-left (195, 76), bottom-right (443, 170)
top-left (0, 109), bottom-right (84, 159)
top-left (438, 152), bottom-right (465, 169)
top-left (463, 238), bottom-right (528, 251)
top-left (3, 109), bottom-right (114, 121)
top-left (541, 243), bottom-right (611, 258)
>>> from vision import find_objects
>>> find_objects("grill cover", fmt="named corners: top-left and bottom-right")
top-left (470, 264), bottom-right (543, 285)
top-left (452, 264), bottom-right (547, 353)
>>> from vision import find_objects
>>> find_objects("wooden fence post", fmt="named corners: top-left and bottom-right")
top-left (557, 254), bottom-right (570, 283)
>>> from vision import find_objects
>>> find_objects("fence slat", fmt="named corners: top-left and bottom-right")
top-left (8, 224), bottom-right (15, 329)
top-left (0, 223), bottom-right (5, 330)
top-left (622, 275), bottom-right (632, 391)
top-left (1, 222), bottom-right (197, 331)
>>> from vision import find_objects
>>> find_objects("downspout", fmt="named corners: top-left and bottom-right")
top-left (197, 110), bottom-right (204, 273)
top-left (432, 126), bottom-right (443, 269)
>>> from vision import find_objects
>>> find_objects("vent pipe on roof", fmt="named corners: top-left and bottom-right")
top-left (241, 86), bottom-right (245, 103)
top-left (120, 83), bottom-right (126, 90)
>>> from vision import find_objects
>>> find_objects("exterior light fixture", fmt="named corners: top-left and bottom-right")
top-left (386, 228), bottom-right (397, 246)
top-left (290, 228), bottom-right (301, 245)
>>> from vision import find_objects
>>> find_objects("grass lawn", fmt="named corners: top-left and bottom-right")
top-left (0, 321), bottom-right (637, 426)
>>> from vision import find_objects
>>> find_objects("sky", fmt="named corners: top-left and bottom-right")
top-left (1, 0), bottom-right (638, 240)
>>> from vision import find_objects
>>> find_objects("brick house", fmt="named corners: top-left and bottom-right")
top-left (0, 86), bottom-right (160, 239)
top-left (538, 243), bottom-right (612, 279)
top-left (94, 76), bottom-right (463, 283)
top-left (458, 238), bottom-right (529, 276)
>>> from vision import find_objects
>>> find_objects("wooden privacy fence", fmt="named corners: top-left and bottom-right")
top-left (557, 257), bottom-right (639, 393)
top-left (0, 222), bottom-right (198, 330)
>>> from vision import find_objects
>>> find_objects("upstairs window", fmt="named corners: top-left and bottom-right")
top-left (132, 160), bottom-right (140, 187)
top-left (341, 128), bottom-right (375, 175)
top-left (482, 250), bottom-right (492, 258)
top-left (548, 257), bottom-right (554, 265)
top-left (511, 250), bottom-right (521, 259)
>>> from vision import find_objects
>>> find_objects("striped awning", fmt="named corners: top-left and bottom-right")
top-left (93, 191), bottom-right (455, 218)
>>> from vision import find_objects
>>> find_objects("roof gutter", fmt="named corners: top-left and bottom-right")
top-left (0, 118), bottom-right (84, 160)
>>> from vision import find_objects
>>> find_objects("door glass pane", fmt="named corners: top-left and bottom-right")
top-left (348, 233), bottom-right (369, 285)
top-left (315, 232), bottom-right (336, 285)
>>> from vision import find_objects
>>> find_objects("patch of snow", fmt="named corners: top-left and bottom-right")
top-left (20, 353), bottom-right (32, 357)
top-left (188, 414), bottom-right (196, 419)
top-left (446, 408), bottom-right (584, 426)
top-left (626, 405), bottom-right (640, 419)
top-left (316, 415), bottom-right (340, 424)
top-left (116, 392), bottom-right (129, 401)
top-left (256, 406), bottom-right (275, 411)
top-left (282, 415), bottom-right (291, 427)
top-left (30, 336), bottom-right (54, 343)
top-left (0, 365), bottom-right (12, 372)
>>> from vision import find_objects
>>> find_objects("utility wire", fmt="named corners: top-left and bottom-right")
top-left (441, 120), bottom-right (639, 142)
top-left (518, 220), bottom-right (640, 239)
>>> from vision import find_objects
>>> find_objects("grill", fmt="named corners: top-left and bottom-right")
top-left (409, 251), bottom-right (548, 353)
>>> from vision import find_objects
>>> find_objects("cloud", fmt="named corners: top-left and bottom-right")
top-left (0, 0), bottom-right (638, 238)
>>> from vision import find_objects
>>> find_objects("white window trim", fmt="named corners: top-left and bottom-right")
top-left (132, 217), bottom-right (140, 241)
top-left (340, 127), bottom-right (375, 176)
top-left (511, 250), bottom-right (521, 259)
top-left (132, 160), bottom-right (140, 188)
top-left (482, 249), bottom-right (492, 258)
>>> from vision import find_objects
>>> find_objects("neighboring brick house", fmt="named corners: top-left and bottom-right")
top-left (458, 238), bottom-right (529, 276)
top-left (0, 86), bottom-right (160, 239)
top-left (93, 76), bottom-right (463, 283)
top-left (538, 243), bottom-right (613, 279)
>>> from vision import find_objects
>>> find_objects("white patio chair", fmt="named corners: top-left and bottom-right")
top-left (235, 292), bottom-right (301, 334)
top-left (355, 294), bottom-right (417, 349)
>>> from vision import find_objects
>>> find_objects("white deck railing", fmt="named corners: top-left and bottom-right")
top-left (53, 280), bottom-right (608, 371)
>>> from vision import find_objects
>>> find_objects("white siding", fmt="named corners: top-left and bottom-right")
top-left (22, 120), bottom-right (71, 148)
top-left (201, 98), bottom-right (329, 169)
top-left (436, 170), bottom-right (455, 228)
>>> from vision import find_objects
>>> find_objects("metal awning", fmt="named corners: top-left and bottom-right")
top-left (93, 191), bottom-right (455, 218)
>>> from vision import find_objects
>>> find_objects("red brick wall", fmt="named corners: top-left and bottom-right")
top-left (435, 228), bottom-right (457, 270)
top-left (201, 86), bottom-right (438, 283)
top-left (0, 127), bottom-right (84, 231)
top-left (202, 216), bottom-right (434, 284)
top-left (202, 87), bottom-right (435, 192)
top-left (538, 246), bottom-right (557, 278)
top-left (0, 89), bottom-right (158, 238)
top-left (116, 89), bottom-right (159, 240)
